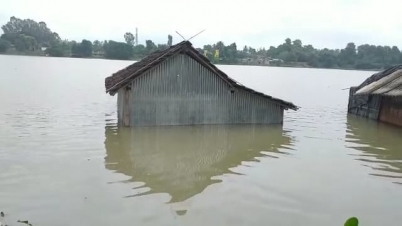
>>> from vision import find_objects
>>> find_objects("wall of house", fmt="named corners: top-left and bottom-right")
top-left (348, 87), bottom-right (382, 120)
top-left (118, 54), bottom-right (284, 126)
top-left (117, 88), bottom-right (124, 123)
top-left (117, 87), bottom-right (132, 126)
top-left (379, 96), bottom-right (402, 126)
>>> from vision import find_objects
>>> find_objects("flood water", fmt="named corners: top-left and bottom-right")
top-left (1, 55), bottom-right (402, 226)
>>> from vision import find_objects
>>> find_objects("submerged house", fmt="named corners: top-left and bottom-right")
top-left (348, 65), bottom-right (402, 126)
top-left (105, 41), bottom-right (297, 127)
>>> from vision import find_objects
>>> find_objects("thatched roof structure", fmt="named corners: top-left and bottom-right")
top-left (105, 41), bottom-right (297, 110)
top-left (355, 65), bottom-right (402, 96)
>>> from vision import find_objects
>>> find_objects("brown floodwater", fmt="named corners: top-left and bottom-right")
top-left (0, 55), bottom-right (401, 226)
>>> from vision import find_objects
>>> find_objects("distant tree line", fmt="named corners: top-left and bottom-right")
top-left (204, 38), bottom-right (402, 70)
top-left (0, 16), bottom-right (169, 60)
top-left (1, 16), bottom-right (402, 70)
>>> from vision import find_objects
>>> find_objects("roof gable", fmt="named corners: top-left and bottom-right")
top-left (105, 41), bottom-right (298, 110)
top-left (105, 41), bottom-right (190, 94)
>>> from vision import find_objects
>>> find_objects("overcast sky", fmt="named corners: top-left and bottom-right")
top-left (1, 0), bottom-right (402, 49)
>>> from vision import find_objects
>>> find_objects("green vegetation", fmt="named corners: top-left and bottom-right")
top-left (0, 39), bottom-right (11, 52)
top-left (344, 217), bottom-right (359, 226)
top-left (103, 40), bottom-right (133, 60)
top-left (71, 39), bottom-right (92, 57)
top-left (1, 17), bottom-right (60, 53)
top-left (1, 16), bottom-right (401, 70)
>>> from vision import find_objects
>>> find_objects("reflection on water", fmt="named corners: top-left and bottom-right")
top-left (104, 124), bottom-right (294, 203)
top-left (346, 115), bottom-right (402, 183)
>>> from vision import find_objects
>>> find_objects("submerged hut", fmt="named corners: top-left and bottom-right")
top-left (348, 65), bottom-right (402, 126)
top-left (105, 41), bottom-right (297, 127)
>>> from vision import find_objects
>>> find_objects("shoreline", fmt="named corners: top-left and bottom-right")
top-left (0, 52), bottom-right (380, 72)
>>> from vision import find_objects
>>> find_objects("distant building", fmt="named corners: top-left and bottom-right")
top-left (268, 59), bottom-right (284, 65)
top-left (348, 65), bottom-right (402, 126)
top-left (92, 51), bottom-right (105, 58)
top-left (105, 41), bottom-right (297, 127)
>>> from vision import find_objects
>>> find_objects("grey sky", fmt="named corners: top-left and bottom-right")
top-left (1, 0), bottom-right (401, 49)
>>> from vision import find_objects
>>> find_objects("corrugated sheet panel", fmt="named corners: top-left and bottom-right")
top-left (124, 54), bottom-right (284, 126)
top-left (348, 87), bottom-right (382, 120)
top-left (379, 96), bottom-right (402, 126)
top-left (117, 88), bottom-right (124, 124)
top-left (356, 70), bottom-right (402, 96)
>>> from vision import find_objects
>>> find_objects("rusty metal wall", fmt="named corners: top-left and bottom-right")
top-left (379, 96), bottom-right (402, 126)
top-left (119, 54), bottom-right (283, 126)
top-left (348, 87), bottom-right (382, 120)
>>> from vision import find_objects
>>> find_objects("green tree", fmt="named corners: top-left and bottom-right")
top-left (124, 32), bottom-right (135, 46)
top-left (168, 35), bottom-right (173, 46)
top-left (273, 39), bottom-right (294, 61)
top-left (133, 44), bottom-right (145, 56)
top-left (318, 48), bottom-right (339, 68)
top-left (249, 47), bottom-right (256, 55)
top-left (202, 44), bottom-right (214, 61)
top-left (47, 40), bottom-right (72, 57)
top-left (104, 40), bottom-right (133, 60)
top-left (266, 46), bottom-right (277, 57)
top-left (339, 42), bottom-right (357, 67)
top-left (145, 40), bottom-right (157, 54)
top-left (292, 39), bottom-right (302, 48)
top-left (92, 40), bottom-right (103, 52)
top-left (14, 34), bottom-right (38, 51)
top-left (0, 39), bottom-right (11, 53)
top-left (203, 44), bottom-right (213, 52)
top-left (225, 42), bottom-right (238, 63)
top-left (71, 39), bottom-right (92, 57)
top-left (278, 51), bottom-right (297, 63)
top-left (45, 44), bottom-right (64, 57)
top-left (1, 16), bottom-right (60, 47)
top-left (80, 40), bottom-right (92, 57)
top-left (391, 46), bottom-right (401, 64)
top-left (158, 44), bottom-right (168, 50)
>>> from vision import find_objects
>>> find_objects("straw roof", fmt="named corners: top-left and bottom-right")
top-left (355, 65), bottom-right (402, 96)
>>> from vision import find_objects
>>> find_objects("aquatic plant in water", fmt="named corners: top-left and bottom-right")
top-left (345, 217), bottom-right (359, 226)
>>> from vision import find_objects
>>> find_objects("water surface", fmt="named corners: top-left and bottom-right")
top-left (0, 55), bottom-right (401, 226)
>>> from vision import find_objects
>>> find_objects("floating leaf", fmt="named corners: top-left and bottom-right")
top-left (344, 217), bottom-right (359, 226)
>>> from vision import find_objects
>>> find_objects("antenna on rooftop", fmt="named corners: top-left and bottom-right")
top-left (175, 29), bottom-right (206, 41)
top-left (188, 29), bottom-right (205, 41)
top-left (176, 31), bottom-right (187, 41)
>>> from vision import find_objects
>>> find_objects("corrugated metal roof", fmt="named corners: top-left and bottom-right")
top-left (355, 70), bottom-right (402, 96)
